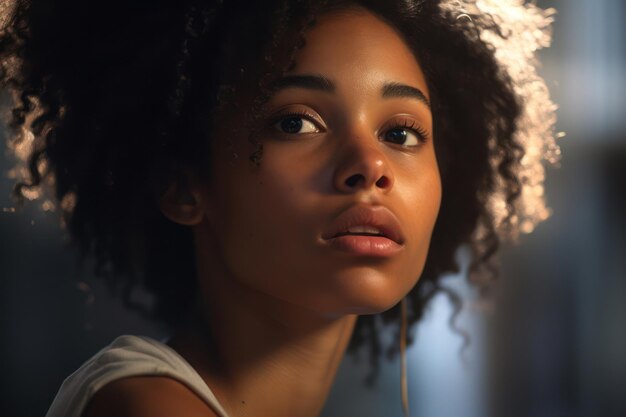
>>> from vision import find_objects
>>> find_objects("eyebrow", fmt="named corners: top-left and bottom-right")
top-left (269, 74), bottom-right (430, 109)
top-left (269, 75), bottom-right (335, 93)
top-left (381, 82), bottom-right (431, 109)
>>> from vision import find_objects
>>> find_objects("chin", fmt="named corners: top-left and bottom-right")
top-left (316, 298), bottom-right (403, 317)
top-left (344, 295), bottom-right (406, 315)
top-left (308, 269), bottom-right (415, 316)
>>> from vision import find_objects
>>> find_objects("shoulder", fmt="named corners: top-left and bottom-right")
top-left (82, 376), bottom-right (221, 417)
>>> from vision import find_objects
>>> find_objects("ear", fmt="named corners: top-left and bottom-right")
top-left (158, 173), bottom-right (208, 226)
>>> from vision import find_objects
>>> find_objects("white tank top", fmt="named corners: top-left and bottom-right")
top-left (45, 335), bottom-right (231, 417)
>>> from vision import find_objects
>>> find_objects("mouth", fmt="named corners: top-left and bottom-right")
top-left (334, 225), bottom-right (390, 239)
top-left (323, 234), bottom-right (403, 257)
top-left (321, 205), bottom-right (405, 257)
top-left (321, 205), bottom-right (405, 245)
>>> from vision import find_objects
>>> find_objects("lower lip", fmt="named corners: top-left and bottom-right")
top-left (324, 235), bottom-right (403, 257)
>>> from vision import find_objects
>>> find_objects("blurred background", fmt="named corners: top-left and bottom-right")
top-left (1, 0), bottom-right (624, 416)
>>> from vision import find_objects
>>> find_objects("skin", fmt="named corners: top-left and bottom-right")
top-left (162, 7), bottom-right (442, 417)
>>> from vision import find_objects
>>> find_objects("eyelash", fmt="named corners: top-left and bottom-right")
top-left (273, 110), bottom-right (320, 126)
top-left (384, 119), bottom-right (430, 145)
top-left (272, 111), bottom-right (429, 147)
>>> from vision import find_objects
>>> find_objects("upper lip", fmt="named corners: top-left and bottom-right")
top-left (321, 204), bottom-right (405, 244)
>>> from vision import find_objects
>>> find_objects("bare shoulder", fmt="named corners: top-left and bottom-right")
top-left (82, 376), bottom-right (221, 417)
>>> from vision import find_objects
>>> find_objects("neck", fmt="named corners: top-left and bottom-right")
top-left (167, 226), bottom-right (357, 417)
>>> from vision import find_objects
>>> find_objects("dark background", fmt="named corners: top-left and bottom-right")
top-left (2, 0), bottom-right (625, 416)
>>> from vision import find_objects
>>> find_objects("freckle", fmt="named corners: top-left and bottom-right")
top-left (241, 400), bottom-right (246, 404)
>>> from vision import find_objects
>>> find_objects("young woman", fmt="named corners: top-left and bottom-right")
top-left (0, 0), bottom-right (559, 416)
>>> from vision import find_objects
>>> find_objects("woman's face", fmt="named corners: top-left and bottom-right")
top-left (201, 8), bottom-right (441, 316)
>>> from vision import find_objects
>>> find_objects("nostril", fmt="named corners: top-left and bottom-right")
top-left (345, 174), bottom-right (363, 188)
top-left (344, 174), bottom-right (390, 189)
top-left (376, 176), bottom-right (391, 188)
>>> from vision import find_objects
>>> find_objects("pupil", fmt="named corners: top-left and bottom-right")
top-left (386, 129), bottom-right (406, 144)
top-left (281, 117), bottom-right (303, 133)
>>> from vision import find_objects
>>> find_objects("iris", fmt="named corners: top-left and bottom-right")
top-left (385, 129), bottom-right (407, 145)
top-left (280, 116), bottom-right (303, 133)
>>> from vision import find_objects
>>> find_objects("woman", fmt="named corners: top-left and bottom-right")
top-left (0, 0), bottom-right (558, 416)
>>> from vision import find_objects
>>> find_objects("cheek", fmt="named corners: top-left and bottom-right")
top-left (211, 147), bottom-right (318, 284)
top-left (395, 155), bottom-right (442, 274)
top-left (408, 164), bottom-right (442, 236)
top-left (410, 180), bottom-right (442, 272)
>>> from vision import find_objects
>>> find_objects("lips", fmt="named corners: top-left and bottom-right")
top-left (321, 204), bottom-right (405, 245)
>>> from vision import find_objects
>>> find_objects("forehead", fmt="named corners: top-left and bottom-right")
top-left (288, 8), bottom-right (429, 96)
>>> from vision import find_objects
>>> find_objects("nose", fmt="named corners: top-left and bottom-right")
top-left (332, 132), bottom-right (395, 194)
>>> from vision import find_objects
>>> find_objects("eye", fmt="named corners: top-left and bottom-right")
top-left (273, 112), bottom-right (321, 134)
top-left (381, 120), bottom-right (429, 147)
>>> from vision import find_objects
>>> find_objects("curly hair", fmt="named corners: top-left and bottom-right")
top-left (0, 0), bottom-right (522, 385)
